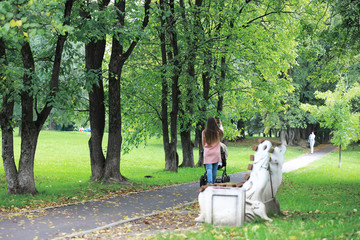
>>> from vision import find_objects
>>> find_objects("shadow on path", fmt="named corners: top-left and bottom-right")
top-left (0, 144), bottom-right (336, 240)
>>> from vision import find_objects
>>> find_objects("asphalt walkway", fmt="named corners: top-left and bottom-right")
top-left (0, 144), bottom-right (336, 240)
top-left (282, 144), bottom-right (337, 173)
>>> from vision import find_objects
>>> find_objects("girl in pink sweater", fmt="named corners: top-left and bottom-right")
top-left (202, 117), bottom-right (224, 184)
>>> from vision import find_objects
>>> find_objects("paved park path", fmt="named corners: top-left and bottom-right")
top-left (0, 144), bottom-right (336, 240)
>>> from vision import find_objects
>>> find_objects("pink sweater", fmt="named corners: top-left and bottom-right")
top-left (202, 125), bottom-right (224, 164)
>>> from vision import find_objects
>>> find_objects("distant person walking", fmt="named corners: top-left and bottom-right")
top-left (309, 131), bottom-right (315, 154)
top-left (202, 117), bottom-right (224, 184)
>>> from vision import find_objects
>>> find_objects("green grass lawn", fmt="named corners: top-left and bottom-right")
top-left (1, 130), bottom-right (359, 239)
top-left (1, 130), bottom-right (305, 210)
top-left (158, 145), bottom-right (360, 240)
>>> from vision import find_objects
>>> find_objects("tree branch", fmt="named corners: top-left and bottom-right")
top-left (123, 91), bottom-right (162, 120)
top-left (36, 0), bottom-right (75, 129)
top-left (243, 11), bottom-right (294, 28)
top-left (122, 0), bottom-right (151, 61)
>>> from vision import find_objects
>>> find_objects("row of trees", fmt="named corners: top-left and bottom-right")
top-left (1, 0), bottom-right (359, 194)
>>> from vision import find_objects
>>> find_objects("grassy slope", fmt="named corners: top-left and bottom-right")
top-left (1, 130), bottom-right (304, 209)
top-left (159, 145), bottom-right (360, 240)
top-left (274, 148), bottom-right (360, 239)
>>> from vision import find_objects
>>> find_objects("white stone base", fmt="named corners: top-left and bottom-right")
top-left (199, 186), bottom-right (245, 226)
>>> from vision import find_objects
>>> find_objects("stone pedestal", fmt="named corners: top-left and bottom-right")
top-left (203, 187), bottom-right (245, 226)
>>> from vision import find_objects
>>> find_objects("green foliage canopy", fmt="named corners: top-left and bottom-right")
top-left (301, 79), bottom-right (360, 150)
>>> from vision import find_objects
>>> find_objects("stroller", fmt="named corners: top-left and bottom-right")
top-left (199, 142), bottom-right (231, 187)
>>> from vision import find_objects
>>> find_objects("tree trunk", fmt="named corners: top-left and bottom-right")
top-left (7, 0), bottom-right (74, 194)
top-left (293, 128), bottom-right (300, 144)
top-left (16, 40), bottom-right (39, 194)
top-left (103, 0), bottom-right (150, 181)
top-left (287, 128), bottom-right (295, 145)
top-left (196, 123), bottom-right (205, 167)
top-left (105, 37), bottom-right (127, 182)
top-left (178, 0), bottom-right (197, 167)
top-left (166, 74), bottom-right (179, 172)
top-left (338, 145), bottom-right (342, 168)
top-left (280, 128), bottom-right (287, 146)
top-left (87, 64), bottom-right (106, 180)
top-left (300, 128), bottom-right (306, 139)
top-left (1, 94), bottom-right (18, 194)
top-left (80, 1), bottom-right (109, 181)
top-left (105, 66), bottom-right (125, 180)
top-left (86, 40), bottom-right (106, 181)
top-left (159, 0), bottom-right (179, 172)
top-left (194, 129), bottom-right (200, 148)
top-left (179, 129), bottom-right (194, 167)
top-left (2, 125), bottom-right (39, 195)
top-left (179, 100), bottom-right (194, 167)
top-left (216, 56), bottom-right (225, 114)
top-left (0, 39), bottom-right (18, 194)
top-left (196, 50), bottom-right (211, 167)
top-left (1, 36), bottom-right (38, 196)
top-left (18, 123), bottom-right (39, 194)
top-left (160, 0), bottom-right (170, 171)
top-left (169, 0), bottom-right (180, 172)
top-left (48, 113), bottom-right (57, 130)
top-left (323, 128), bottom-right (331, 143)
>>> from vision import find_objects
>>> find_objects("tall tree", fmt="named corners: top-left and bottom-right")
top-left (121, 0), bottom-right (302, 169)
top-left (158, 0), bottom-right (181, 172)
top-left (80, 0), bottom-right (110, 181)
top-left (195, 0), bottom-right (301, 164)
top-left (0, 0), bottom-right (75, 194)
top-left (105, 0), bottom-right (151, 181)
top-left (0, 36), bottom-right (16, 194)
top-left (302, 79), bottom-right (360, 167)
top-left (177, 0), bottom-right (199, 168)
